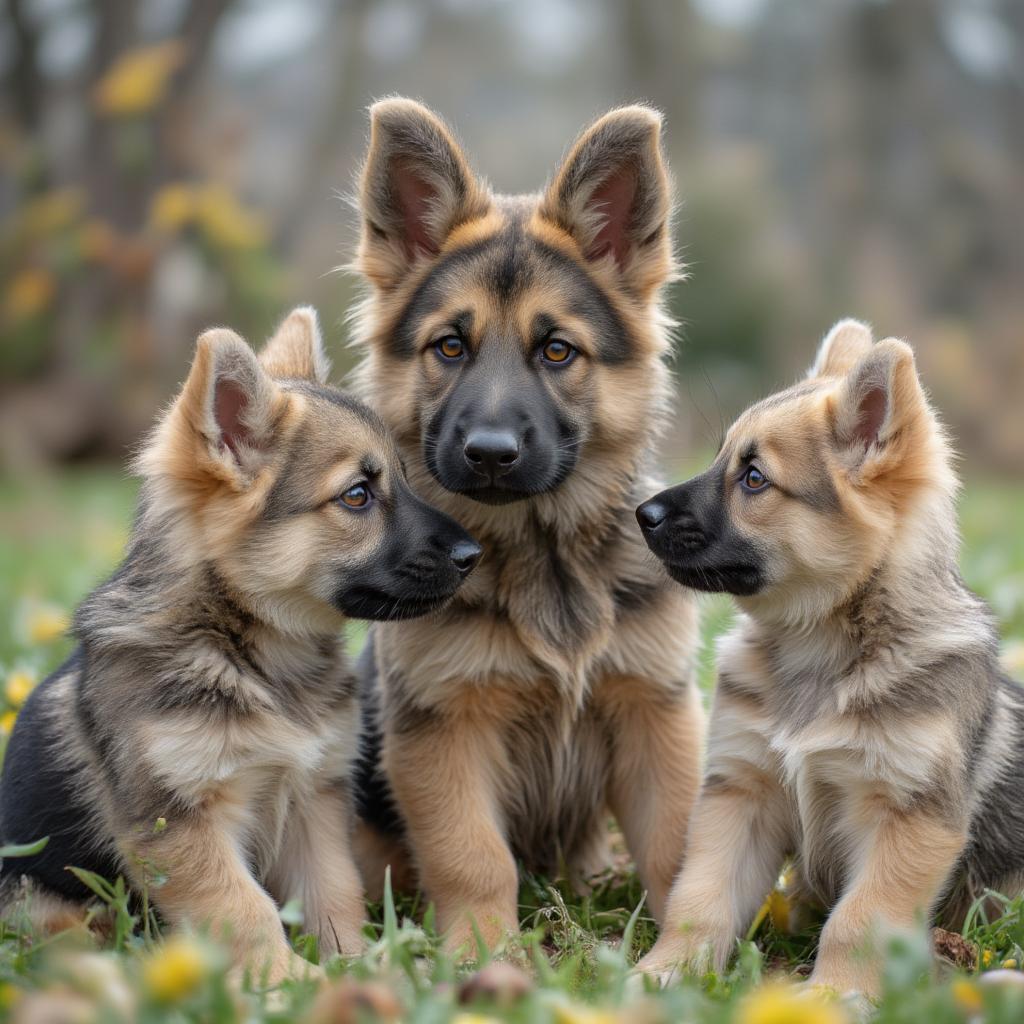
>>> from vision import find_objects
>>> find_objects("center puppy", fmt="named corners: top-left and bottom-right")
top-left (349, 98), bottom-right (704, 952)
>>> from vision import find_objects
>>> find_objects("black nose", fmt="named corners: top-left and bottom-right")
top-left (450, 539), bottom-right (482, 577)
top-left (464, 429), bottom-right (520, 478)
top-left (636, 500), bottom-right (669, 531)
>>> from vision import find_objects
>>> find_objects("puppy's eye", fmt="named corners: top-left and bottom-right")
top-left (541, 338), bottom-right (576, 366)
top-left (434, 336), bottom-right (465, 362)
top-left (741, 466), bottom-right (770, 493)
top-left (338, 483), bottom-right (372, 509)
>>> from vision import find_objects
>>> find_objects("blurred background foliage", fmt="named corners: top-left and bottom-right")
top-left (0, 0), bottom-right (1022, 471)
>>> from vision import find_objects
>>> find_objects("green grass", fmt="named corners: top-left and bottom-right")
top-left (2, 467), bottom-right (1024, 1022)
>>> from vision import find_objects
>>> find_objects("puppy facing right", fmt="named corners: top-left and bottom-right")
top-left (634, 320), bottom-right (1024, 998)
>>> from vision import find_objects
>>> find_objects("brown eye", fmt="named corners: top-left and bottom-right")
top-left (741, 465), bottom-right (770, 493)
top-left (339, 483), bottom-right (371, 509)
top-left (541, 338), bottom-right (576, 365)
top-left (435, 336), bottom-right (465, 361)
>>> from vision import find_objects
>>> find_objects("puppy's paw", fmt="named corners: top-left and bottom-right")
top-left (634, 936), bottom-right (717, 988)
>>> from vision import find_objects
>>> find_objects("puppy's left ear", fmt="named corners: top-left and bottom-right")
top-left (540, 105), bottom-right (674, 298)
top-left (260, 306), bottom-right (330, 383)
top-left (832, 338), bottom-right (928, 478)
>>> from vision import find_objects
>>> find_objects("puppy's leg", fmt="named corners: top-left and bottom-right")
top-left (124, 814), bottom-right (312, 984)
top-left (637, 767), bottom-right (791, 980)
top-left (808, 807), bottom-right (965, 998)
top-left (265, 782), bottom-right (366, 959)
top-left (385, 712), bottom-right (518, 957)
top-left (597, 675), bottom-right (704, 922)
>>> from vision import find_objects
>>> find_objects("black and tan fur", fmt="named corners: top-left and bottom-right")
top-left (636, 320), bottom-right (1024, 997)
top-left (0, 308), bottom-right (480, 981)
top-left (349, 98), bottom-right (704, 953)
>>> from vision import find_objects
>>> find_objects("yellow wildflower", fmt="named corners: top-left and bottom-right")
top-left (552, 1004), bottom-right (618, 1024)
top-left (452, 1016), bottom-right (504, 1024)
top-left (1, 710), bottom-right (16, 735)
top-left (0, 981), bottom-right (21, 1009)
top-left (768, 888), bottom-right (791, 933)
top-left (26, 603), bottom-right (69, 644)
top-left (4, 268), bottom-right (55, 321)
top-left (22, 189), bottom-right (84, 236)
top-left (196, 184), bottom-right (268, 250)
top-left (952, 978), bottom-right (984, 1014)
top-left (150, 184), bottom-right (196, 233)
top-left (5, 668), bottom-right (36, 707)
top-left (736, 983), bottom-right (846, 1024)
top-left (982, 949), bottom-right (995, 967)
top-left (94, 40), bottom-right (185, 117)
top-left (1002, 958), bottom-right (1018, 969)
top-left (142, 936), bottom-right (210, 1002)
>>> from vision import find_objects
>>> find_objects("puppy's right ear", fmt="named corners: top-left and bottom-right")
top-left (149, 328), bottom-right (283, 490)
top-left (809, 319), bottom-right (873, 379)
top-left (357, 97), bottom-right (491, 290)
top-left (260, 306), bottom-right (330, 383)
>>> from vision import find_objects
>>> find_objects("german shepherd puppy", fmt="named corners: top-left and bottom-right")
top-left (0, 308), bottom-right (481, 981)
top-left (635, 320), bottom-right (1024, 996)
top-left (349, 98), bottom-right (704, 953)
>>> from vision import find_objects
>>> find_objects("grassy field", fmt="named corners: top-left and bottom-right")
top-left (2, 467), bottom-right (1024, 1022)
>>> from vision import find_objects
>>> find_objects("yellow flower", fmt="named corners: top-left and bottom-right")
top-left (27, 604), bottom-right (69, 644)
top-left (736, 984), bottom-right (846, 1024)
top-left (94, 41), bottom-right (185, 117)
top-left (552, 1004), bottom-right (618, 1024)
top-left (452, 1016), bottom-right (504, 1024)
top-left (142, 936), bottom-right (210, 1002)
top-left (1, 710), bottom-right (16, 735)
top-left (150, 184), bottom-right (196, 234)
top-left (5, 669), bottom-right (36, 707)
top-left (952, 979), bottom-right (984, 1014)
top-left (768, 888), bottom-right (791, 933)
top-left (4, 268), bottom-right (55, 321)
top-left (21, 189), bottom-right (85, 236)
top-left (196, 184), bottom-right (268, 250)
top-left (0, 981), bottom-right (21, 1009)
top-left (1002, 958), bottom-right (1018, 969)
top-left (982, 949), bottom-right (995, 968)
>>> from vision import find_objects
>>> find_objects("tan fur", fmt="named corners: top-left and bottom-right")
top-left (350, 98), bottom-right (702, 953)
top-left (0, 307), bottom-right (458, 981)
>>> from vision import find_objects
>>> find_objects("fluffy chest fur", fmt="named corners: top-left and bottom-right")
top-left (710, 622), bottom-right (968, 903)
top-left (376, 475), bottom-right (699, 707)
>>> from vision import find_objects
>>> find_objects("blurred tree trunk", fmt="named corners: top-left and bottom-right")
top-left (616, 0), bottom-right (698, 160)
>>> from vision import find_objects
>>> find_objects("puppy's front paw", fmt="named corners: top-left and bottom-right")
top-left (634, 933), bottom-right (719, 988)
top-left (316, 915), bottom-right (365, 960)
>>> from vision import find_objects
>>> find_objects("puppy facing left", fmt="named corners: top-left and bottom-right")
top-left (0, 307), bottom-right (481, 982)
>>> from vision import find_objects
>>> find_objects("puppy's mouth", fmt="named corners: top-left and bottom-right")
top-left (661, 561), bottom-right (764, 597)
top-left (335, 586), bottom-right (456, 621)
top-left (454, 483), bottom-right (539, 506)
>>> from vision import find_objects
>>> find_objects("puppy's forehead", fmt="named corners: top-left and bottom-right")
top-left (727, 380), bottom-right (829, 459)
top-left (262, 384), bottom-right (399, 519)
top-left (288, 383), bottom-right (394, 454)
top-left (388, 208), bottom-right (632, 363)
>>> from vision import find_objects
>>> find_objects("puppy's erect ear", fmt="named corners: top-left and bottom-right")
top-left (809, 318), bottom-right (873, 379)
top-left (260, 306), bottom-right (330, 383)
top-left (162, 328), bottom-right (283, 489)
top-left (539, 105), bottom-right (674, 297)
top-left (357, 97), bottom-right (491, 290)
top-left (832, 338), bottom-right (928, 478)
